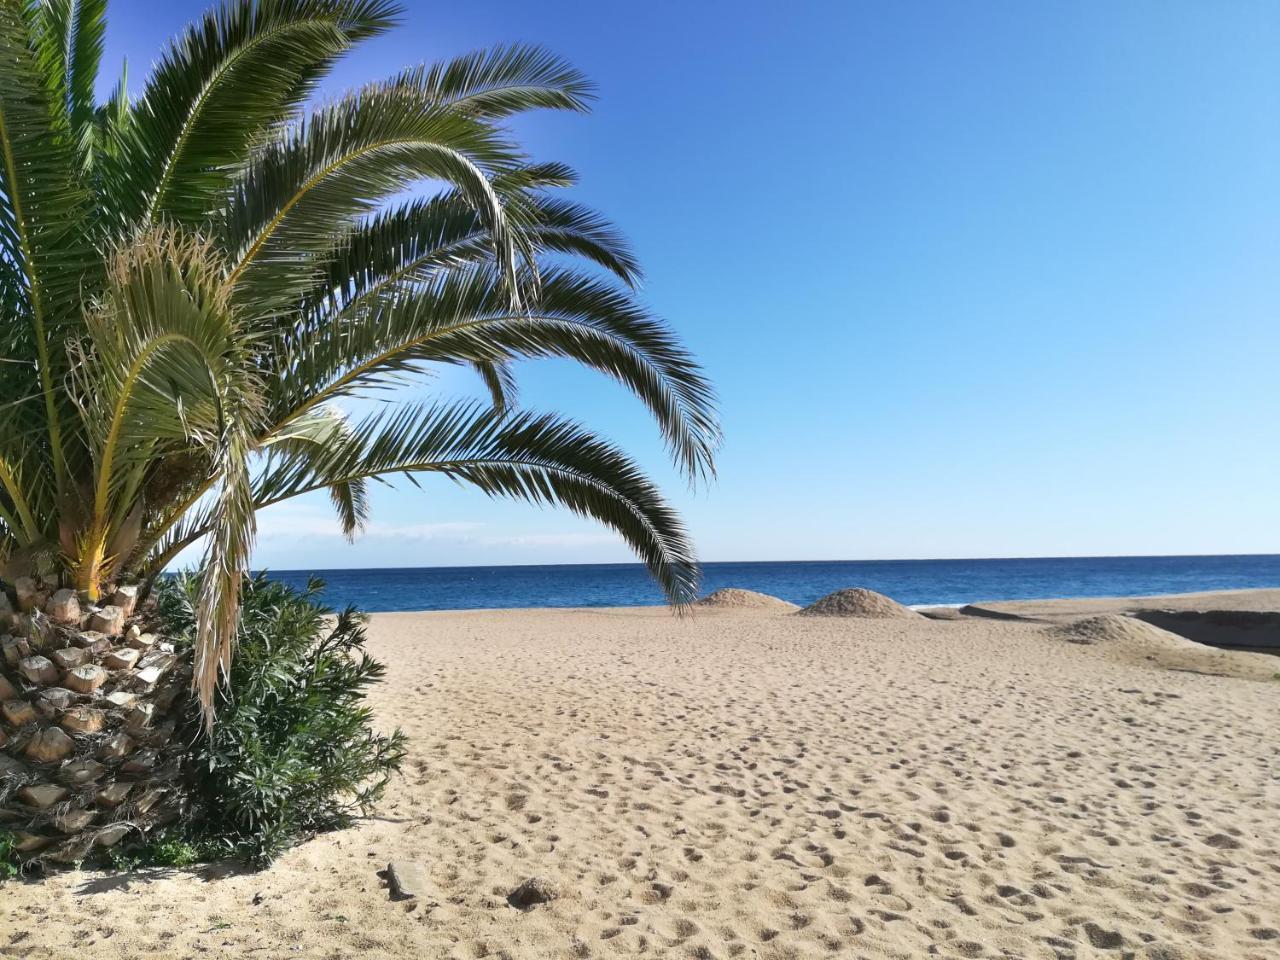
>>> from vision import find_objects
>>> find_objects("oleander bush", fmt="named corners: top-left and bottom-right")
top-left (156, 573), bottom-right (407, 867)
top-left (0, 830), bottom-right (20, 878)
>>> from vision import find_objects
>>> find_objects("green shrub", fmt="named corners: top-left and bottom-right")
top-left (157, 573), bottom-right (407, 867)
top-left (0, 832), bottom-right (20, 880)
top-left (105, 828), bottom-right (226, 872)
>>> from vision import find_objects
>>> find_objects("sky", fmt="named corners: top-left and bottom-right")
top-left (100, 1), bottom-right (1280, 570)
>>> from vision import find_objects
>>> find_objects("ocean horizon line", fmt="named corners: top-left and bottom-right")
top-left (253, 555), bottom-right (1280, 615)
top-left (253, 551), bottom-right (1280, 576)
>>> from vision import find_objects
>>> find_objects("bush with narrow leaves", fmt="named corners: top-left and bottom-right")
top-left (0, 832), bottom-right (20, 880)
top-left (158, 573), bottom-right (406, 867)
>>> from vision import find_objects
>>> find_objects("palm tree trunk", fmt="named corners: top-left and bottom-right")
top-left (0, 576), bottom-right (188, 865)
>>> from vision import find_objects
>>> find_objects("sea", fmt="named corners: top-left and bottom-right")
top-left (267, 554), bottom-right (1280, 614)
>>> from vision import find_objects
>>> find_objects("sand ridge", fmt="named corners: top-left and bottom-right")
top-left (1050, 614), bottom-right (1280, 682)
top-left (3, 605), bottom-right (1278, 959)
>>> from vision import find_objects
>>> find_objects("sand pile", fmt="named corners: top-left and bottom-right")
top-left (798, 587), bottom-right (922, 618)
top-left (1053, 614), bottom-right (1279, 681)
top-left (695, 588), bottom-right (798, 611)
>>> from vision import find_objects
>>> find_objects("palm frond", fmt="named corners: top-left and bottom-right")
top-left (0, 449), bottom-right (41, 543)
top-left (269, 265), bottom-right (719, 481)
top-left (0, 0), bottom-right (96, 491)
top-left (262, 403), bottom-right (369, 539)
top-left (388, 43), bottom-right (594, 118)
top-left (70, 228), bottom-right (264, 596)
top-left (0, 380), bottom-right (54, 537)
top-left (223, 77), bottom-right (524, 316)
top-left (75, 230), bottom-right (259, 467)
top-left (91, 56), bottom-right (132, 167)
top-left (311, 173), bottom-right (640, 324)
top-left (252, 402), bottom-right (699, 603)
top-left (512, 195), bottom-right (643, 286)
top-left (29, 0), bottom-right (108, 167)
top-left (99, 0), bottom-right (399, 228)
top-left (193, 419), bottom-right (257, 728)
top-left (473, 358), bottom-right (517, 413)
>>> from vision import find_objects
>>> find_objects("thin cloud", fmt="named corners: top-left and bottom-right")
top-left (255, 502), bottom-right (618, 549)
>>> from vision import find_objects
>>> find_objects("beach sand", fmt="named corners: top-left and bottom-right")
top-left (960, 587), bottom-right (1280, 621)
top-left (4, 598), bottom-right (1279, 959)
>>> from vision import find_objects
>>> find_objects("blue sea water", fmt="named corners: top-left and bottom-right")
top-left (266, 555), bottom-right (1280, 614)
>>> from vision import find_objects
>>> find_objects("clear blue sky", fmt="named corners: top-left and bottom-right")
top-left (104, 1), bottom-right (1280, 569)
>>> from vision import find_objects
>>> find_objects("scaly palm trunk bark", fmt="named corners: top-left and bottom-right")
top-left (0, 577), bottom-right (188, 865)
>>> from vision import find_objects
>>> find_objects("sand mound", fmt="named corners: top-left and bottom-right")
top-left (696, 588), bottom-right (798, 611)
top-left (798, 587), bottom-right (922, 619)
top-left (1057, 614), bottom-right (1174, 647)
top-left (1053, 615), bottom-right (1278, 681)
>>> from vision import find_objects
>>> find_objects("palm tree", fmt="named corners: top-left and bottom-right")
top-left (0, 0), bottom-right (717, 862)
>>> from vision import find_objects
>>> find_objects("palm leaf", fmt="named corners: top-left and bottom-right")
top-left (193, 420), bottom-right (257, 728)
top-left (69, 229), bottom-right (264, 600)
top-left (388, 43), bottom-right (594, 118)
top-left (311, 174), bottom-right (640, 323)
top-left (223, 79), bottom-right (524, 316)
top-left (269, 265), bottom-right (719, 481)
top-left (254, 402), bottom-right (700, 604)
top-left (90, 56), bottom-right (131, 168)
top-left (0, 0), bottom-right (96, 493)
top-left (262, 404), bottom-right (369, 539)
top-left (160, 403), bottom-right (702, 608)
top-left (98, 0), bottom-right (399, 228)
top-left (28, 0), bottom-right (108, 167)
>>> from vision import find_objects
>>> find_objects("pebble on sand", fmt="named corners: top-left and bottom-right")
top-left (386, 861), bottom-right (430, 901)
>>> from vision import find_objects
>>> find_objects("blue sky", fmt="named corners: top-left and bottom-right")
top-left (103, 1), bottom-right (1280, 569)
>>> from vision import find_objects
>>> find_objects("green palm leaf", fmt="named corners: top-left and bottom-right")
top-left (99, 0), bottom-right (398, 228)
top-left (0, 0), bottom-right (96, 492)
top-left (263, 404), bottom-right (370, 539)
top-left (314, 173), bottom-right (641, 320)
top-left (388, 43), bottom-right (594, 118)
top-left (28, 0), bottom-right (108, 167)
top-left (70, 230), bottom-right (263, 601)
top-left (256, 402), bottom-right (700, 604)
top-left (223, 79), bottom-right (525, 315)
top-left (269, 265), bottom-right (719, 481)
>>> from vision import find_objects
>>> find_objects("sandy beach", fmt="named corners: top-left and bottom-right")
top-left (4, 595), bottom-right (1279, 959)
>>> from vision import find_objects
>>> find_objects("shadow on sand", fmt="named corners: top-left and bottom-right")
top-left (66, 859), bottom-right (250, 896)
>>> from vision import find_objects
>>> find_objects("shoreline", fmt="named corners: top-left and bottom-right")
top-left (261, 556), bottom-right (1280, 616)
top-left (364, 586), bottom-right (1280, 654)
top-left (356, 584), bottom-right (1280, 617)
